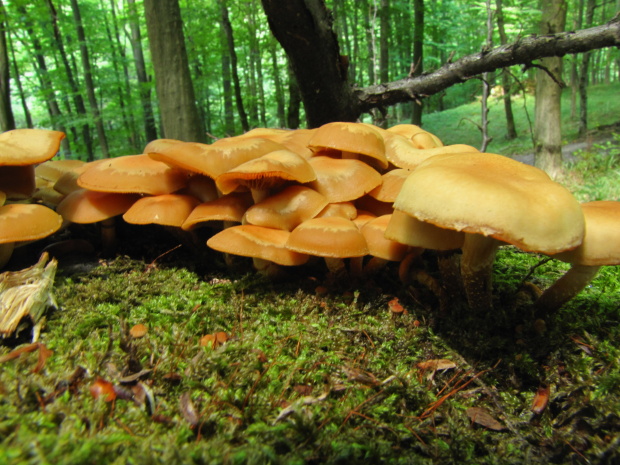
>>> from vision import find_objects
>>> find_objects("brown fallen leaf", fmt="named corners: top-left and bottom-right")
top-left (179, 391), bottom-right (200, 427)
top-left (90, 377), bottom-right (117, 402)
top-left (417, 359), bottom-right (457, 371)
top-left (200, 331), bottom-right (229, 349)
top-left (466, 406), bottom-right (506, 431)
top-left (32, 344), bottom-right (53, 373)
top-left (129, 323), bottom-right (148, 338)
top-left (531, 385), bottom-right (551, 415)
top-left (0, 342), bottom-right (40, 363)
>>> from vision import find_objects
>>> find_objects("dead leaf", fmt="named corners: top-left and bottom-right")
top-left (179, 392), bottom-right (199, 427)
top-left (32, 344), bottom-right (53, 373)
top-left (466, 407), bottom-right (506, 431)
top-left (200, 331), bottom-right (228, 349)
top-left (531, 385), bottom-right (550, 415)
top-left (417, 359), bottom-right (457, 371)
top-left (0, 342), bottom-right (40, 363)
top-left (90, 377), bottom-right (116, 402)
top-left (129, 324), bottom-right (148, 338)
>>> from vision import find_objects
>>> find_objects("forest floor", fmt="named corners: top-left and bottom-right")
top-left (1, 91), bottom-right (619, 464)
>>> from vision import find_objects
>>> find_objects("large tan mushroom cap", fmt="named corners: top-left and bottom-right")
top-left (123, 194), bottom-right (201, 227)
top-left (78, 154), bottom-right (189, 195)
top-left (207, 225), bottom-right (309, 266)
top-left (0, 203), bottom-right (62, 243)
top-left (142, 138), bottom-right (184, 154)
top-left (0, 129), bottom-right (65, 166)
top-left (385, 209), bottom-right (465, 250)
top-left (244, 185), bottom-right (328, 231)
top-left (361, 215), bottom-right (411, 262)
top-left (150, 137), bottom-right (286, 179)
top-left (552, 201), bottom-right (620, 266)
top-left (308, 122), bottom-right (388, 170)
top-left (215, 149), bottom-right (316, 196)
top-left (394, 152), bottom-right (585, 254)
top-left (287, 217), bottom-right (369, 258)
top-left (57, 189), bottom-right (140, 224)
top-left (308, 156), bottom-right (382, 203)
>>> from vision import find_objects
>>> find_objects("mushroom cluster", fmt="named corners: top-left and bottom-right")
top-left (12, 122), bottom-right (616, 314)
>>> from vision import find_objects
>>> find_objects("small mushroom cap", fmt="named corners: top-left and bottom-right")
top-left (207, 224), bottom-right (309, 266)
top-left (308, 156), bottom-right (382, 203)
top-left (287, 217), bottom-right (369, 258)
top-left (0, 203), bottom-right (62, 243)
top-left (0, 129), bottom-right (65, 166)
top-left (315, 202), bottom-right (357, 220)
top-left (361, 214), bottom-right (412, 261)
top-left (383, 132), bottom-right (476, 170)
top-left (552, 200), bottom-right (620, 266)
top-left (385, 209), bottom-right (465, 250)
top-left (78, 154), bottom-right (189, 195)
top-left (150, 137), bottom-right (285, 179)
top-left (57, 189), bottom-right (140, 224)
top-left (308, 122), bottom-right (387, 169)
top-left (123, 194), bottom-right (201, 227)
top-left (142, 138), bottom-right (184, 154)
top-left (181, 193), bottom-right (253, 230)
top-left (215, 149), bottom-right (316, 195)
top-left (244, 185), bottom-right (328, 231)
top-left (368, 169), bottom-right (411, 203)
top-left (35, 159), bottom-right (86, 183)
top-left (393, 152), bottom-right (585, 253)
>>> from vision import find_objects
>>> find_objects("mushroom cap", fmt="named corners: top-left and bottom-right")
top-left (57, 189), bottom-right (140, 224)
top-left (315, 202), bottom-right (358, 220)
top-left (244, 185), bottom-right (328, 231)
top-left (361, 214), bottom-right (412, 261)
top-left (552, 201), bottom-right (620, 266)
top-left (150, 137), bottom-right (285, 179)
top-left (181, 193), bottom-right (253, 230)
top-left (393, 152), bottom-right (585, 253)
top-left (0, 129), bottom-right (65, 166)
top-left (35, 159), bottom-right (86, 183)
top-left (368, 168), bottom-right (411, 203)
top-left (0, 203), bottom-right (62, 243)
top-left (78, 154), bottom-right (189, 195)
top-left (308, 156), bottom-right (382, 203)
top-left (207, 224), bottom-right (309, 266)
top-left (142, 138), bottom-right (184, 154)
top-left (123, 194), bottom-right (201, 227)
top-left (385, 209), bottom-right (465, 250)
top-left (383, 132), bottom-right (475, 170)
top-left (215, 149), bottom-right (316, 195)
top-left (308, 122), bottom-right (387, 169)
top-left (287, 217), bottom-right (369, 258)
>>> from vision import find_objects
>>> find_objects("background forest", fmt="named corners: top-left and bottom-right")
top-left (0, 0), bottom-right (618, 162)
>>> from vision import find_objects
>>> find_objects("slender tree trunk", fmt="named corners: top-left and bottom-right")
top-left (144, 0), bottom-right (205, 142)
top-left (270, 41), bottom-right (285, 127)
top-left (495, 0), bottom-right (517, 139)
top-left (411, 0), bottom-right (424, 125)
top-left (286, 60), bottom-right (301, 129)
top-left (570, 0), bottom-right (584, 119)
top-left (219, 0), bottom-right (249, 132)
top-left (8, 33), bottom-right (31, 128)
top-left (126, 0), bottom-right (157, 144)
top-left (0, 0), bottom-right (15, 131)
top-left (578, 0), bottom-right (596, 138)
top-left (70, 0), bottom-right (109, 159)
top-left (219, 5), bottom-right (234, 136)
top-left (534, 0), bottom-right (567, 178)
top-left (480, 0), bottom-right (494, 152)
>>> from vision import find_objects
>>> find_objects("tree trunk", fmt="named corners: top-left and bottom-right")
top-left (286, 60), bottom-right (301, 129)
top-left (70, 0), bottom-right (109, 159)
top-left (480, 0), bottom-right (494, 152)
top-left (144, 0), bottom-right (205, 142)
top-left (578, 0), bottom-right (596, 138)
top-left (533, 0), bottom-right (567, 178)
top-left (495, 0), bottom-right (517, 139)
top-left (127, 0), bottom-right (158, 144)
top-left (270, 41), bottom-right (285, 127)
top-left (219, 0), bottom-right (249, 133)
top-left (219, 2), bottom-right (234, 136)
top-left (9, 34), bottom-right (31, 128)
top-left (261, 0), bottom-right (358, 127)
top-left (0, 0), bottom-right (15, 131)
top-left (570, 0), bottom-right (584, 119)
top-left (411, 0), bottom-right (424, 125)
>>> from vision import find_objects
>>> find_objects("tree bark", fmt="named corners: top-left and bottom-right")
top-left (144, 0), bottom-right (205, 142)
top-left (70, 0), bottom-right (109, 159)
top-left (127, 0), bottom-right (158, 144)
top-left (0, 0), bottom-right (15, 131)
top-left (495, 0), bottom-right (517, 139)
top-left (261, 0), bottom-right (358, 127)
top-left (533, 0), bottom-right (567, 178)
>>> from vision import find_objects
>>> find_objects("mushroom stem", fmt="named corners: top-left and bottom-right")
top-left (0, 242), bottom-right (15, 268)
top-left (100, 218), bottom-right (117, 257)
top-left (460, 234), bottom-right (501, 313)
top-left (436, 249), bottom-right (465, 307)
top-left (534, 264), bottom-right (601, 315)
top-left (362, 257), bottom-right (388, 276)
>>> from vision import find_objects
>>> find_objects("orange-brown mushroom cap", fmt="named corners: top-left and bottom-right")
top-left (0, 203), bottom-right (63, 243)
top-left (0, 129), bottom-right (65, 166)
top-left (308, 156), bottom-right (381, 203)
top-left (123, 194), bottom-right (201, 227)
top-left (57, 189), bottom-right (140, 224)
top-left (287, 217), bottom-right (369, 258)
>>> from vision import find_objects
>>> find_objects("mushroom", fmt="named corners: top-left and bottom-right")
top-left (360, 214), bottom-right (417, 276)
top-left (206, 224), bottom-right (309, 276)
top-left (392, 152), bottom-right (585, 313)
top-left (534, 200), bottom-right (620, 313)
top-left (181, 193), bottom-right (254, 231)
top-left (122, 194), bottom-right (201, 227)
top-left (0, 204), bottom-right (63, 267)
top-left (307, 156), bottom-right (382, 203)
top-left (78, 154), bottom-right (189, 195)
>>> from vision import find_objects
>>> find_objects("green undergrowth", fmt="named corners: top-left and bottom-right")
top-left (1, 241), bottom-right (619, 464)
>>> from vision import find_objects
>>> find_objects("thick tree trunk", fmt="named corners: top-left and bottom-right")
top-left (70, 0), bottom-right (109, 159)
top-left (286, 61), bottom-right (301, 129)
top-left (0, 0), bottom-right (15, 131)
top-left (144, 0), bottom-right (205, 142)
top-left (533, 0), bottom-right (567, 178)
top-left (127, 0), bottom-right (158, 144)
top-left (261, 0), bottom-right (358, 127)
